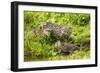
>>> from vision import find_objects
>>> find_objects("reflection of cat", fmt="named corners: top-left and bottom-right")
top-left (41, 22), bottom-right (72, 42)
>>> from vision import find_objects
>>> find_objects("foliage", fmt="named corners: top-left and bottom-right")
top-left (24, 11), bottom-right (90, 61)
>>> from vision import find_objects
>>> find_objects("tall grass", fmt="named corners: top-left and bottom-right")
top-left (24, 11), bottom-right (90, 61)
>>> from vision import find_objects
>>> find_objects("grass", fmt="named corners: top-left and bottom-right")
top-left (24, 11), bottom-right (90, 61)
top-left (24, 50), bottom-right (90, 61)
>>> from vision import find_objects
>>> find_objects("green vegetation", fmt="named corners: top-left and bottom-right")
top-left (24, 11), bottom-right (90, 61)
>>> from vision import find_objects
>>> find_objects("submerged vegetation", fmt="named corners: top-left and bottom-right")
top-left (24, 11), bottom-right (90, 61)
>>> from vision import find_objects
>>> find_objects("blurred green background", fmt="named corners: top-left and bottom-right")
top-left (24, 11), bottom-right (90, 61)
